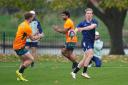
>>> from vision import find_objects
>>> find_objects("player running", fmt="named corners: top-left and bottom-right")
top-left (13, 12), bottom-right (42, 81)
top-left (71, 8), bottom-right (98, 79)
top-left (53, 11), bottom-right (78, 70)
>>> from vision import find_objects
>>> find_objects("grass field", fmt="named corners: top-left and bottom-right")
top-left (0, 55), bottom-right (128, 85)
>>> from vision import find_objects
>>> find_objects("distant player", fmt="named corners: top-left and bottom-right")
top-left (13, 12), bottom-right (42, 81)
top-left (53, 11), bottom-right (78, 69)
top-left (25, 10), bottom-right (44, 67)
top-left (88, 31), bottom-right (103, 67)
top-left (71, 8), bottom-right (98, 79)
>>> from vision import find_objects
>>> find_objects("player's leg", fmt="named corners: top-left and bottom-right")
top-left (31, 42), bottom-right (38, 59)
top-left (61, 47), bottom-right (78, 69)
top-left (71, 42), bottom-right (87, 79)
top-left (68, 50), bottom-right (78, 69)
top-left (31, 47), bottom-right (36, 57)
top-left (71, 53), bottom-right (86, 78)
top-left (30, 42), bottom-right (38, 67)
top-left (88, 60), bottom-right (93, 67)
top-left (17, 52), bottom-right (34, 81)
top-left (22, 52), bottom-right (34, 67)
top-left (30, 47), bottom-right (36, 67)
top-left (25, 42), bottom-right (33, 67)
top-left (71, 55), bottom-right (85, 79)
top-left (64, 42), bottom-right (78, 68)
top-left (18, 58), bottom-right (25, 73)
top-left (83, 49), bottom-right (93, 67)
top-left (61, 42), bottom-right (72, 59)
top-left (16, 47), bottom-right (34, 81)
top-left (92, 56), bottom-right (101, 67)
top-left (61, 47), bottom-right (73, 60)
top-left (61, 47), bottom-right (68, 57)
top-left (15, 48), bottom-right (31, 81)
top-left (16, 59), bottom-right (25, 81)
top-left (15, 48), bottom-right (29, 74)
top-left (82, 49), bottom-right (93, 79)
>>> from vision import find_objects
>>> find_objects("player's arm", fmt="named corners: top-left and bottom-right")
top-left (26, 26), bottom-right (41, 41)
top-left (39, 33), bottom-right (44, 38)
top-left (37, 21), bottom-right (44, 37)
top-left (53, 25), bottom-right (69, 34)
top-left (37, 20), bottom-right (44, 37)
top-left (37, 20), bottom-right (43, 33)
top-left (77, 24), bottom-right (97, 32)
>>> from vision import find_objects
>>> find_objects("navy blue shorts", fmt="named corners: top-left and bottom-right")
top-left (15, 47), bottom-right (28, 56)
top-left (81, 41), bottom-right (94, 52)
top-left (26, 42), bottom-right (38, 47)
top-left (91, 56), bottom-right (102, 67)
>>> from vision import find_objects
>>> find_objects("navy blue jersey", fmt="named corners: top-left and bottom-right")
top-left (77, 19), bottom-right (98, 42)
top-left (77, 19), bottom-right (98, 51)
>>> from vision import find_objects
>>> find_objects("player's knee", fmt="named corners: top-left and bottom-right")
top-left (86, 55), bottom-right (93, 58)
top-left (31, 57), bottom-right (34, 61)
top-left (90, 55), bottom-right (93, 58)
top-left (61, 49), bottom-right (67, 56)
top-left (29, 56), bottom-right (34, 62)
top-left (88, 53), bottom-right (93, 58)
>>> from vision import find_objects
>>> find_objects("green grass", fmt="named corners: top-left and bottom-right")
top-left (0, 55), bottom-right (128, 85)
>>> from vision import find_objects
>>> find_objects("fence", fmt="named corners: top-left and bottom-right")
top-left (0, 32), bottom-right (5, 54)
top-left (0, 32), bottom-right (13, 54)
top-left (0, 32), bottom-right (66, 54)
top-left (0, 32), bottom-right (128, 55)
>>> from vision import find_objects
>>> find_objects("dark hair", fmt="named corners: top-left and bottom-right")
top-left (24, 12), bottom-right (33, 20)
top-left (62, 11), bottom-right (70, 17)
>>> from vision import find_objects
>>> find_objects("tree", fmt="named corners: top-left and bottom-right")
top-left (49, 0), bottom-right (128, 55)
top-left (87, 0), bottom-right (128, 54)
top-left (0, 0), bottom-right (49, 14)
top-left (0, 0), bottom-right (127, 54)
top-left (49, 0), bottom-right (86, 11)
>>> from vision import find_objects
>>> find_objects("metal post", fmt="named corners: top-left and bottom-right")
top-left (2, 32), bottom-right (5, 54)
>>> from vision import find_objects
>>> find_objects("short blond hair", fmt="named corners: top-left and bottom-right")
top-left (85, 8), bottom-right (93, 13)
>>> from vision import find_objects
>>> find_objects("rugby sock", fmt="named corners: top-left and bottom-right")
top-left (19, 66), bottom-right (26, 74)
top-left (83, 66), bottom-right (88, 73)
top-left (72, 61), bottom-right (78, 69)
top-left (31, 61), bottom-right (35, 67)
top-left (89, 60), bottom-right (92, 65)
top-left (73, 67), bottom-right (80, 73)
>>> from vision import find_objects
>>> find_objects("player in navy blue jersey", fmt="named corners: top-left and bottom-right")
top-left (71, 8), bottom-right (98, 79)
